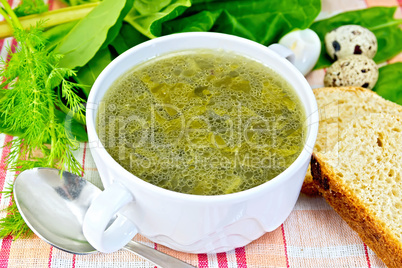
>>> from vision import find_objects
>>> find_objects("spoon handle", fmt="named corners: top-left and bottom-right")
top-left (123, 241), bottom-right (197, 268)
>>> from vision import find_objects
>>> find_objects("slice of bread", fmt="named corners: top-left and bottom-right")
top-left (311, 113), bottom-right (402, 267)
top-left (302, 87), bottom-right (402, 195)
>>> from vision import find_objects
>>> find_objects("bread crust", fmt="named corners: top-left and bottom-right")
top-left (311, 153), bottom-right (402, 268)
top-left (300, 168), bottom-right (321, 196)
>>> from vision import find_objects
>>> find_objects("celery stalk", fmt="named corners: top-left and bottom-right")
top-left (0, 2), bottom-right (99, 39)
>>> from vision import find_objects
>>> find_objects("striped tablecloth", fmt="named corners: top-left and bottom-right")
top-left (1, 0), bottom-right (401, 267)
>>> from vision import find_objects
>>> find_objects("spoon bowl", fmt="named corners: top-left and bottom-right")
top-left (13, 168), bottom-right (195, 267)
top-left (14, 168), bottom-right (98, 254)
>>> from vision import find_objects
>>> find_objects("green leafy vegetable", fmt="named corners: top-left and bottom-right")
top-left (162, 9), bottom-right (221, 33)
top-left (55, 109), bottom-right (88, 142)
top-left (0, 0), bottom-right (85, 174)
top-left (55, 0), bottom-right (133, 69)
top-left (54, 23), bottom-right (148, 92)
top-left (164, 0), bottom-right (321, 45)
top-left (311, 6), bottom-right (402, 69)
top-left (43, 20), bottom-right (78, 51)
top-left (100, 0), bottom-right (135, 50)
top-left (75, 48), bottom-right (113, 95)
top-left (109, 22), bottom-right (149, 55)
top-left (125, 0), bottom-right (321, 46)
top-left (125, 0), bottom-right (191, 38)
top-left (13, 0), bottom-right (48, 17)
top-left (372, 62), bottom-right (402, 105)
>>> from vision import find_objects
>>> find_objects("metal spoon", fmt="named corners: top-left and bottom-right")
top-left (13, 167), bottom-right (196, 268)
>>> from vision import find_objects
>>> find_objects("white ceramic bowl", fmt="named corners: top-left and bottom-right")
top-left (84, 32), bottom-right (319, 254)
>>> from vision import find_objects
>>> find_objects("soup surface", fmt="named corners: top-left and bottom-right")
top-left (97, 49), bottom-right (306, 195)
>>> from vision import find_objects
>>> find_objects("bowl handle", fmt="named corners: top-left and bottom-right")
top-left (82, 182), bottom-right (138, 253)
top-left (267, 43), bottom-right (295, 64)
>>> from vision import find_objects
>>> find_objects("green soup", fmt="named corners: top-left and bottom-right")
top-left (96, 49), bottom-right (306, 195)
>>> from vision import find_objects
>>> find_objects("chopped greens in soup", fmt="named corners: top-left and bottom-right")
top-left (96, 49), bottom-right (306, 195)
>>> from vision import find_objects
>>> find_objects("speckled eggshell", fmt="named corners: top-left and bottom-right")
top-left (325, 25), bottom-right (377, 60)
top-left (324, 55), bottom-right (378, 89)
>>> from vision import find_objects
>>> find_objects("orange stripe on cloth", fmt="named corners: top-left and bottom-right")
top-left (7, 236), bottom-right (51, 267)
top-left (366, 0), bottom-right (400, 7)
top-left (245, 226), bottom-right (288, 267)
top-left (285, 210), bottom-right (362, 246)
top-left (282, 210), bottom-right (384, 267)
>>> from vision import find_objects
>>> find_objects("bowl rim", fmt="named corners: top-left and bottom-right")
top-left (86, 32), bottom-right (319, 203)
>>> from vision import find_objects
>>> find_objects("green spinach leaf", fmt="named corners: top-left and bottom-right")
top-left (109, 22), bottom-right (149, 55)
top-left (73, 23), bottom-right (149, 92)
top-left (162, 9), bottom-right (221, 33)
top-left (43, 21), bottom-right (78, 51)
top-left (54, 109), bottom-right (88, 142)
top-left (165, 0), bottom-right (321, 45)
top-left (125, 0), bottom-right (191, 38)
top-left (126, 0), bottom-right (320, 46)
top-left (55, 0), bottom-right (133, 69)
top-left (310, 7), bottom-right (402, 69)
top-left (101, 0), bottom-right (135, 50)
top-left (75, 48), bottom-right (113, 94)
top-left (373, 62), bottom-right (402, 105)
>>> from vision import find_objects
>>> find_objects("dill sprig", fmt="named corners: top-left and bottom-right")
top-left (0, 26), bottom-right (84, 174)
top-left (0, 0), bottom-right (86, 237)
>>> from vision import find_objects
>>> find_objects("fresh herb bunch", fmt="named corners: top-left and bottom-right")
top-left (0, 0), bottom-right (85, 237)
top-left (0, 0), bottom-right (84, 173)
top-left (13, 0), bottom-right (48, 17)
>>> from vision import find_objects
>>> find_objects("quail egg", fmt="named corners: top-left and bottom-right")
top-left (325, 25), bottom-right (377, 61)
top-left (279, 29), bottom-right (321, 75)
top-left (324, 55), bottom-right (378, 89)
